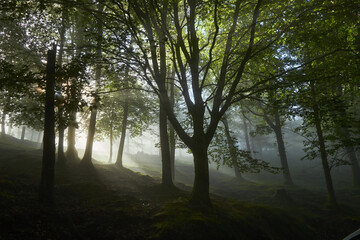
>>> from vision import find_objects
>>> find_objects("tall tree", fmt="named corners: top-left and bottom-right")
top-left (310, 81), bottom-right (337, 207)
top-left (168, 68), bottom-right (176, 181)
top-left (246, 96), bottom-right (294, 185)
top-left (81, 3), bottom-right (104, 168)
top-left (221, 116), bottom-right (244, 180)
top-left (39, 45), bottom-right (56, 204)
top-left (159, 96), bottom-right (174, 188)
top-left (65, 8), bottom-right (90, 161)
top-left (56, 5), bottom-right (69, 166)
top-left (115, 67), bottom-right (129, 168)
top-left (330, 85), bottom-right (360, 187)
top-left (102, 0), bottom-right (312, 207)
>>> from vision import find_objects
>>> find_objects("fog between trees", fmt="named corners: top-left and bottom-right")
top-left (1, 0), bottom-right (359, 210)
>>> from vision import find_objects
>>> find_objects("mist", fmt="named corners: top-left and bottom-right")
top-left (1, 0), bottom-right (360, 239)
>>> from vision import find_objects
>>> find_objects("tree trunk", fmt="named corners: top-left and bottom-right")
top-left (222, 117), bottom-right (244, 180)
top-left (311, 81), bottom-right (337, 208)
top-left (37, 131), bottom-right (43, 143)
top-left (66, 9), bottom-right (87, 162)
top-left (250, 135), bottom-right (256, 159)
top-left (31, 129), bottom-right (35, 141)
top-left (80, 3), bottom-right (103, 168)
top-left (336, 126), bottom-right (360, 187)
top-left (109, 120), bottom-right (113, 163)
top-left (21, 126), bottom-right (26, 141)
top-left (126, 131), bottom-right (130, 153)
top-left (115, 101), bottom-right (128, 168)
top-left (190, 140), bottom-right (211, 207)
top-left (241, 111), bottom-right (251, 154)
top-left (256, 138), bottom-right (263, 160)
top-left (56, 8), bottom-right (67, 166)
top-left (273, 126), bottom-right (294, 185)
top-left (332, 85), bottom-right (360, 187)
top-left (1, 112), bottom-right (6, 136)
top-left (169, 125), bottom-right (176, 181)
top-left (38, 131), bottom-right (43, 149)
top-left (345, 143), bottom-right (360, 187)
top-left (168, 68), bottom-right (176, 182)
top-left (273, 110), bottom-right (294, 185)
top-left (160, 102), bottom-right (174, 188)
top-left (39, 45), bottom-right (56, 204)
top-left (115, 59), bottom-right (131, 168)
top-left (7, 124), bottom-right (11, 135)
top-left (81, 105), bottom-right (98, 168)
top-left (66, 122), bottom-right (78, 160)
top-left (57, 126), bottom-right (66, 165)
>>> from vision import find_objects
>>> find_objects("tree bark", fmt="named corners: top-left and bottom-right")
top-left (335, 124), bottom-right (360, 187)
top-left (346, 144), bottom-right (360, 187)
top-left (160, 101), bottom-right (174, 188)
top-left (80, 3), bottom-right (103, 168)
top-left (81, 104), bottom-right (98, 167)
top-left (56, 7), bottom-right (67, 166)
top-left (273, 125), bottom-right (294, 185)
top-left (310, 81), bottom-right (337, 208)
top-left (241, 111), bottom-right (252, 154)
top-left (109, 119), bottom-right (113, 163)
top-left (115, 62), bottom-right (130, 168)
top-left (66, 122), bottom-right (78, 160)
top-left (57, 126), bottom-right (66, 165)
top-left (21, 126), bottom-right (26, 141)
top-left (168, 68), bottom-right (176, 182)
top-left (37, 131), bottom-right (41, 142)
top-left (7, 123), bottom-right (11, 135)
top-left (190, 139), bottom-right (211, 207)
top-left (273, 110), bottom-right (294, 185)
top-left (260, 79), bottom-right (294, 185)
top-left (1, 112), bottom-right (5, 136)
top-left (37, 131), bottom-right (43, 149)
top-left (39, 45), bottom-right (56, 204)
top-left (332, 85), bottom-right (360, 187)
top-left (222, 117), bottom-right (244, 180)
top-left (66, 8), bottom-right (87, 162)
top-left (115, 101), bottom-right (128, 168)
top-left (31, 129), bottom-right (35, 141)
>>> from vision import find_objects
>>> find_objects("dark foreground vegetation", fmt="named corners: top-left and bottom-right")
top-left (1, 136), bottom-right (359, 240)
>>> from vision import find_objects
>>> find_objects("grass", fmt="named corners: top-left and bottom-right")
top-left (0, 135), bottom-right (359, 239)
top-left (152, 198), bottom-right (315, 240)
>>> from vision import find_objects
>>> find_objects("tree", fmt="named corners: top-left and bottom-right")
top-left (310, 80), bottom-right (337, 207)
top-left (283, 0), bottom-right (360, 191)
top-left (210, 115), bottom-right (279, 177)
top-left (245, 89), bottom-right (295, 186)
top-left (65, 6), bottom-right (92, 161)
top-left (168, 68), bottom-right (176, 181)
top-left (221, 116), bottom-right (245, 180)
top-left (330, 86), bottom-right (360, 187)
top-left (81, 3), bottom-right (104, 168)
top-left (96, 94), bottom-right (122, 163)
top-left (96, 75), bottom-right (155, 165)
top-left (101, 0), bottom-right (313, 207)
top-left (39, 45), bottom-right (56, 204)
top-left (0, 60), bottom-right (43, 140)
top-left (56, 3), bottom-right (69, 165)
top-left (115, 67), bottom-right (130, 168)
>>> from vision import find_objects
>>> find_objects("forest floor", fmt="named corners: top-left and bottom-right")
top-left (0, 135), bottom-right (359, 240)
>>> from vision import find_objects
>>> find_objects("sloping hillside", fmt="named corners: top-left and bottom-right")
top-left (0, 136), bottom-right (359, 239)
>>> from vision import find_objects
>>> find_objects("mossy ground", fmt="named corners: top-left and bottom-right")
top-left (0, 135), bottom-right (359, 239)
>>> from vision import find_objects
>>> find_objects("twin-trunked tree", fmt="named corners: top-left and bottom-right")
top-left (100, 0), bottom-right (307, 206)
